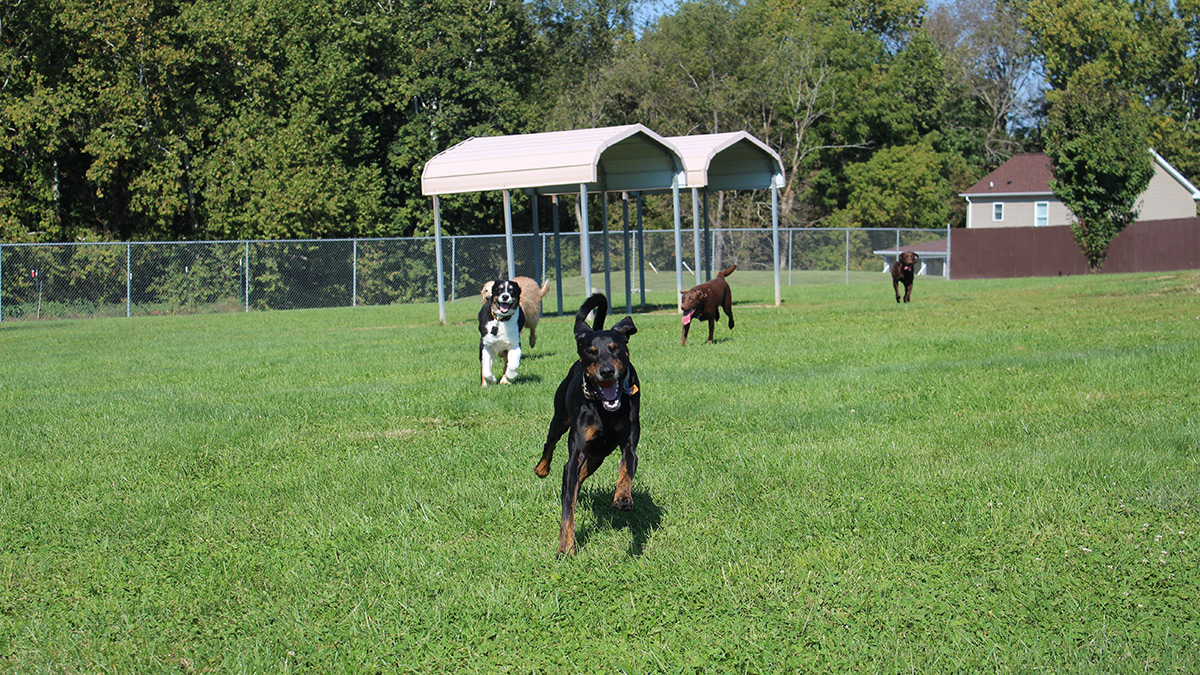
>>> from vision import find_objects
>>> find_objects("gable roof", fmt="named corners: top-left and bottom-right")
top-left (666, 132), bottom-right (785, 190)
top-left (420, 124), bottom-right (683, 196)
top-left (961, 150), bottom-right (1200, 200)
top-left (961, 153), bottom-right (1053, 197)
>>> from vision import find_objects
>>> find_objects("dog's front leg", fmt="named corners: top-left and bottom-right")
top-left (893, 278), bottom-right (902, 303)
top-left (499, 346), bottom-right (521, 384)
top-left (903, 282), bottom-right (913, 303)
top-left (558, 445), bottom-right (589, 555)
top-left (613, 406), bottom-right (639, 512)
top-left (480, 347), bottom-right (497, 386)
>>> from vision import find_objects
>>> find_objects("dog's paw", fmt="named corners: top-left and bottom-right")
top-left (499, 376), bottom-right (512, 385)
top-left (534, 461), bottom-right (550, 478)
top-left (613, 495), bottom-right (634, 511)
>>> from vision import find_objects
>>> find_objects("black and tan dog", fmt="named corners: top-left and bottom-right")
top-left (891, 251), bottom-right (920, 303)
top-left (478, 278), bottom-right (524, 386)
top-left (535, 293), bottom-right (640, 555)
top-left (680, 264), bottom-right (736, 346)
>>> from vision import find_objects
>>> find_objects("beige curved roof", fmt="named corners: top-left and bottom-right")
top-left (421, 124), bottom-right (684, 196)
top-left (667, 132), bottom-right (785, 190)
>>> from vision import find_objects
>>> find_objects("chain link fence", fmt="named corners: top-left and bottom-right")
top-left (0, 228), bottom-right (949, 321)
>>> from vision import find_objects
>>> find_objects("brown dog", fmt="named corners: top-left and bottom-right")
top-left (891, 251), bottom-right (919, 303)
top-left (482, 277), bottom-right (550, 347)
top-left (680, 265), bottom-right (736, 346)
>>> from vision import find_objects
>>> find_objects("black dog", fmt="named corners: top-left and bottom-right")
top-left (535, 293), bottom-right (640, 555)
top-left (892, 251), bottom-right (920, 303)
top-left (478, 279), bottom-right (524, 386)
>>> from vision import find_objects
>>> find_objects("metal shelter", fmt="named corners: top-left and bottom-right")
top-left (667, 132), bottom-right (787, 306)
top-left (421, 125), bottom-right (785, 322)
top-left (421, 124), bottom-right (687, 323)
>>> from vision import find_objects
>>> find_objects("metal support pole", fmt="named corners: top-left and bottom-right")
top-left (531, 192), bottom-right (541, 287)
top-left (771, 185), bottom-right (781, 306)
top-left (502, 190), bottom-right (515, 279)
top-left (622, 192), bottom-right (632, 316)
top-left (580, 185), bottom-right (592, 295)
top-left (352, 239), bottom-right (358, 307)
top-left (126, 242), bottom-right (132, 318)
top-left (946, 223), bottom-right (952, 280)
top-left (553, 195), bottom-right (564, 315)
top-left (703, 189), bottom-right (711, 280)
top-left (636, 192), bottom-right (646, 309)
top-left (691, 187), bottom-right (702, 285)
top-left (845, 228), bottom-right (850, 284)
top-left (673, 184), bottom-right (684, 311)
top-left (434, 196), bottom-right (446, 324)
top-left (602, 193), bottom-right (611, 300)
top-left (0, 243), bottom-right (4, 321)
top-left (244, 241), bottom-right (250, 312)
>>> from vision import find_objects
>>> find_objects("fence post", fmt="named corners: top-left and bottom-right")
top-left (0, 243), bottom-right (4, 321)
top-left (244, 241), bottom-right (249, 312)
top-left (352, 239), bottom-right (358, 307)
top-left (126, 242), bottom-right (131, 318)
top-left (845, 229), bottom-right (850, 284)
top-left (946, 223), bottom-right (952, 280)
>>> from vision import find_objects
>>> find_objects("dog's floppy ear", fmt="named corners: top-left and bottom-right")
top-left (611, 316), bottom-right (637, 338)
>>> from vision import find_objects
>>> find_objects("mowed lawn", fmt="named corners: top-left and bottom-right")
top-left (1, 271), bottom-right (1198, 672)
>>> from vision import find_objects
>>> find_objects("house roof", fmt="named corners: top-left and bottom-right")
top-left (666, 132), bottom-right (785, 191)
top-left (961, 150), bottom-right (1200, 200)
top-left (961, 153), bottom-right (1053, 197)
top-left (420, 124), bottom-right (683, 196)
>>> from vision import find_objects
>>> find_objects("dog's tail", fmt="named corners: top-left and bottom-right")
top-left (537, 279), bottom-right (550, 298)
top-left (718, 264), bottom-right (737, 278)
top-left (575, 293), bottom-right (608, 333)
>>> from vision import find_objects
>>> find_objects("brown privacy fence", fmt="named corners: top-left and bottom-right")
top-left (949, 218), bottom-right (1200, 279)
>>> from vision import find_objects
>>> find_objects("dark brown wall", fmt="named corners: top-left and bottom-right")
top-left (950, 218), bottom-right (1200, 279)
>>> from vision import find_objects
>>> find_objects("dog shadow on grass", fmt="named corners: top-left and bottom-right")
top-left (577, 487), bottom-right (663, 556)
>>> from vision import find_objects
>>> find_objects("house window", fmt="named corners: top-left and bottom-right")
top-left (1035, 202), bottom-right (1049, 227)
top-left (992, 202), bottom-right (1004, 222)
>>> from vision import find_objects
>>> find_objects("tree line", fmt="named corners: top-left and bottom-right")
top-left (3, 0), bottom-right (1198, 247)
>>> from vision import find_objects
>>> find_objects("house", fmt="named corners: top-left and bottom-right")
top-left (959, 150), bottom-right (1200, 229)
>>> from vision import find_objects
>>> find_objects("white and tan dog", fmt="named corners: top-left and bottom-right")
top-left (479, 278), bottom-right (524, 386)
top-left (481, 276), bottom-right (550, 347)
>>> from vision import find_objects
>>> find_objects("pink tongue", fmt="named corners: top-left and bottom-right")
top-left (682, 310), bottom-right (694, 325)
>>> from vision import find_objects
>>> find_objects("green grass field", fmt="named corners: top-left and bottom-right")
top-left (2, 271), bottom-right (1198, 672)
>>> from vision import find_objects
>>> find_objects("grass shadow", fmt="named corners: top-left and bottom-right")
top-left (577, 487), bottom-right (663, 556)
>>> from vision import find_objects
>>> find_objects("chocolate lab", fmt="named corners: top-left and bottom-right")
top-left (680, 264), bottom-right (736, 346)
top-left (535, 293), bottom-right (640, 555)
top-left (891, 251), bottom-right (919, 303)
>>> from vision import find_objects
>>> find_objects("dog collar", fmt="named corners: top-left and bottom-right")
top-left (581, 371), bottom-right (638, 408)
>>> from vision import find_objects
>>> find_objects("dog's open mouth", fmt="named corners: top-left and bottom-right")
top-left (496, 301), bottom-right (512, 315)
top-left (681, 309), bottom-right (694, 326)
top-left (593, 378), bottom-right (621, 411)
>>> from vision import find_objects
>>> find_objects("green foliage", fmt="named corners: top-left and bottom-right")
top-left (839, 137), bottom-right (964, 229)
top-left (1043, 70), bottom-right (1154, 272)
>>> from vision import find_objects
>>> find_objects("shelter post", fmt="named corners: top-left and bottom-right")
top-left (622, 192), bottom-right (632, 315)
top-left (433, 196), bottom-right (447, 324)
top-left (502, 190), bottom-right (515, 279)
top-left (703, 189), bottom-right (711, 280)
top-left (636, 192), bottom-right (647, 309)
top-left (772, 185), bottom-right (781, 307)
top-left (673, 184), bottom-right (684, 310)
top-left (691, 187), bottom-right (702, 285)
top-left (531, 191), bottom-right (542, 288)
top-left (552, 195), bottom-right (564, 315)
top-left (602, 194), bottom-right (611, 299)
top-left (580, 185), bottom-right (592, 295)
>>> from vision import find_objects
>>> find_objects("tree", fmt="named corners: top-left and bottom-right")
top-left (837, 137), bottom-right (964, 229)
top-left (1043, 68), bottom-right (1153, 272)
